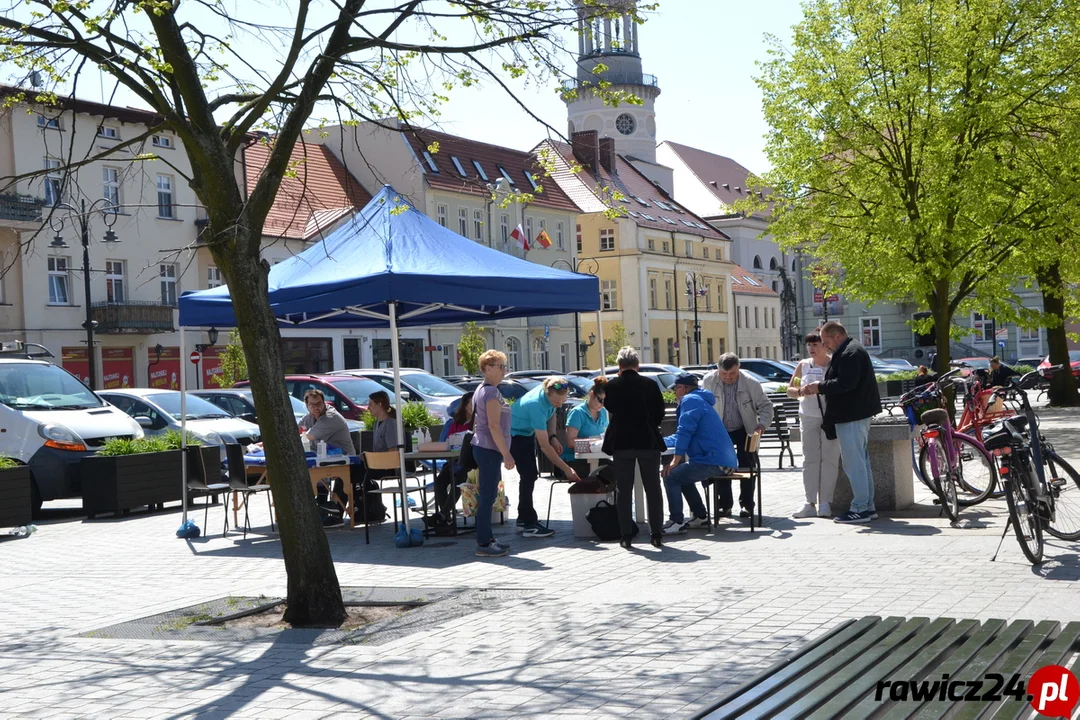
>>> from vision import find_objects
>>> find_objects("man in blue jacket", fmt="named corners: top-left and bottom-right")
top-left (662, 374), bottom-right (738, 535)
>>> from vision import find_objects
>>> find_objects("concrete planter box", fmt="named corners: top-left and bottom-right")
top-left (0, 466), bottom-right (33, 528)
top-left (82, 450), bottom-right (184, 518)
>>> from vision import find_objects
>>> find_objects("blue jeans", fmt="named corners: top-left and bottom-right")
top-left (835, 418), bottom-right (874, 513)
top-left (664, 462), bottom-right (725, 523)
top-left (471, 445), bottom-right (503, 546)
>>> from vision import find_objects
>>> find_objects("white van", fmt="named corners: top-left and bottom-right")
top-left (0, 357), bottom-right (144, 512)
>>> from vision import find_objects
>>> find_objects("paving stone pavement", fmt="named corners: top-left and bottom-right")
top-left (2, 406), bottom-right (1079, 719)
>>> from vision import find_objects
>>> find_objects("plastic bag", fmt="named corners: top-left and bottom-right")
top-left (460, 469), bottom-right (508, 517)
top-left (394, 523), bottom-right (424, 547)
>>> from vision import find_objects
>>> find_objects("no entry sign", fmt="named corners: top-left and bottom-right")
top-left (190, 350), bottom-right (201, 365)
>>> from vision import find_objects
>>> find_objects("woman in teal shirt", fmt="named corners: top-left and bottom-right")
top-left (561, 377), bottom-right (610, 465)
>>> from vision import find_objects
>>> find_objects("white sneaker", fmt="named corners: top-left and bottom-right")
top-left (663, 519), bottom-right (688, 535)
top-left (686, 516), bottom-right (710, 529)
top-left (818, 502), bottom-right (832, 518)
top-left (792, 503), bottom-right (817, 519)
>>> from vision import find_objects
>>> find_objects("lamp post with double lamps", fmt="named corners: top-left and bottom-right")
top-left (684, 272), bottom-right (708, 365)
top-left (551, 257), bottom-right (600, 370)
top-left (48, 199), bottom-right (121, 390)
top-left (194, 327), bottom-right (220, 389)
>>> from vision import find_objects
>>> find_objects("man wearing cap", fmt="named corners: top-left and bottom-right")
top-left (661, 373), bottom-right (738, 535)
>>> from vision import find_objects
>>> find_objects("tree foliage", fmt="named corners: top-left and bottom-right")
top-left (750, 0), bottom-right (1080, 373)
top-left (603, 322), bottom-right (631, 366)
top-left (457, 322), bottom-right (487, 375)
top-left (0, 0), bottom-right (650, 626)
top-left (210, 329), bottom-right (248, 389)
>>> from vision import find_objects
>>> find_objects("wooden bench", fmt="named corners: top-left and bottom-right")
top-left (693, 616), bottom-right (1080, 719)
top-left (760, 401), bottom-right (795, 469)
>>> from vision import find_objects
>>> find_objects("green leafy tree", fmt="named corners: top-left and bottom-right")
top-left (457, 322), bottom-right (487, 375)
top-left (603, 323), bottom-right (631, 366)
top-left (751, 0), bottom-right (1080, 375)
top-left (0, 1), bottom-right (648, 626)
top-left (210, 329), bottom-right (248, 390)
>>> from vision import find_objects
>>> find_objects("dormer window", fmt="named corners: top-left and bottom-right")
top-left (524, 171), bottom-right (540, 191)
top-left (498, 166), bottom-right (516, 186)
top-left (472, 160), bottom-right (489, 181)
top-left (451, 156), bottom-right (468, 177)
top-left (422, 151), bottom-right (439, 173)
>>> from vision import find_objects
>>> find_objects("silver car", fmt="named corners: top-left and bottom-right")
top-left (337, 368), bottom-right (464, 422)
top-left (99, 388), bottom-right (261, 458)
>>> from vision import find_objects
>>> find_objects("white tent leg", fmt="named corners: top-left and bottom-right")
top-left (180, 326), bottom-right (188, 527)
top-left (595, 310), bottom-right (604, 372)
top-left (389, 302), bottom-right (410, 536)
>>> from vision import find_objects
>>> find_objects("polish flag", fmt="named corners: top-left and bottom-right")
top-left (510, 224), bottom-right (529, 251)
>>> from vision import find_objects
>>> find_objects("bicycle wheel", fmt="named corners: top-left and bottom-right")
top-left (1043, 451), bottom-right (1080, 541)
top-left (924, 439), bottom-right (959, 522)
top-left (1003, 462), bottom-right (1044, 565)
top-left (919, 436), bottom-right (995, 506)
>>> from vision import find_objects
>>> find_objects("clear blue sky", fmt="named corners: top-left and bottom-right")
top-left (426, 1), bottom-right (806, 174)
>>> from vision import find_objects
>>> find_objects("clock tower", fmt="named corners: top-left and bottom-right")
top-left (565, 0), bottom-right (660, 164)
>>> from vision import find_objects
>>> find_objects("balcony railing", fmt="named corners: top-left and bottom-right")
top-left (562, 73), bottom-right (658, 92)
top-left (0, 194), bottom-right (44, 223)
top-left (91, 301), bottom-right (175, 334)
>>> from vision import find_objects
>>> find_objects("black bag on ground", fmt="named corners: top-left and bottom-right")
top-left (459, 431), bottom-right (478, 471)
top-left (353, 478), bottom-right (388, 524)
top-left (586, 499), bottom-right (637, 541)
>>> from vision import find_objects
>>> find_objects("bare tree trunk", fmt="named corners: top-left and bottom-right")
top-left (931, 280), bottom-right (952, 374)
top-left (1037, 262), bottom-right (1080, 407)
top-left (213, 243), bottom-right (346, 626)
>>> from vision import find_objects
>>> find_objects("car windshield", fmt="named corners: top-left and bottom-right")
top-left (567, 376), bottom-right (593, 395)
top-left (329, 378), bottom-right (399, 405)
top-left (1070, 351), bottom-right (1080, 362)
top-left (517, 378), bottom-right (541, 391)
top-left (498, 382), bottom-right (529, 400)
top-left (0, 363), bottom-right (103, 410)
top-left (400, 372), bottom-right (464, 398)
top-left (146, 392), bottom-right (233, 420)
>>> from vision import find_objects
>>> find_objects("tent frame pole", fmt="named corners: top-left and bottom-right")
top-left (180, 326), bottom-right (188, 527)
top-left (389, 301), bottom-right (410, 535)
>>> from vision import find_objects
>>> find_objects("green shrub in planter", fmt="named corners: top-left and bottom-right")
top-left (401, 401), bottom-right (439, 431)
top-left (0, 456), bottom-right (17, 470)
top-left (1013, 364), bottom-right (1035, 375)
top-left (662, 390), bottom-right (677, 405)
top-left (83, 438), bottom-right (184, 517)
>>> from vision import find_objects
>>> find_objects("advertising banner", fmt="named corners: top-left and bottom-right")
top-left (101, 347), bottom-right (134, 389)
top-left (148, 347), bottom-right (181, 390)
top-left (61, 347), bottom-right (90, 385)
top-left (201, 346), bottom-right (223, 388)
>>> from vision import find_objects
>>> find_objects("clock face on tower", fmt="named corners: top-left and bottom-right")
top-left (615, 113), bottom-right (636, 135)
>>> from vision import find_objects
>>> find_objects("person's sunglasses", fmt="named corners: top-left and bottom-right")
top-left (490, 364), bottom-right (507, 370)
top-left (549, 381), bottom-right (569, 391)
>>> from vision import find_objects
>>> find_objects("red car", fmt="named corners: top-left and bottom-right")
top-left (235, 374), bottom-right (394, 420)
top-left (1038, 351), bottom-right (1080, 379)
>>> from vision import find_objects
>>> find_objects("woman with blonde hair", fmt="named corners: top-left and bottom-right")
top-left (509, 375), bottom-right (582, 538)
top-left (469, 350), bottom-right (515, 557)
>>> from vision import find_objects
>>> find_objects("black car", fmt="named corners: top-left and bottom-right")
top-left (191, 388), bottom-right (364, 433)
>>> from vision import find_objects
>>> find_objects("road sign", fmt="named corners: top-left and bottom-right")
top-left (544, 324), bottom-right (550, 338)
top-left (998, 340), bottom-right (1007, 349)
top-left (189, 350), bottom-right (201, 365)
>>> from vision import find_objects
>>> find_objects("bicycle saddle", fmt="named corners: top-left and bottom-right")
top-left (920, 408), bottom-right (950, 428)
top-left (983, 414), bottom-right (1029, 450)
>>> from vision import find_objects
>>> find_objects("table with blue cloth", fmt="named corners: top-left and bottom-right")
top-left (242, 449), bottom-right (362, 529)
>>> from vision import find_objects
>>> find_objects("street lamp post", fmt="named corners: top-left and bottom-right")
top-left (194, 327), bottom-right (220, 390)
top-left (49, 199), bottom-right (120, 390)
top-left (684, 272), bottom-right (706, 365)
top-left (552, 257), bottom-right (599, 371)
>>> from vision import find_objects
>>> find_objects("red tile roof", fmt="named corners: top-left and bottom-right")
top-left (400, 126), bottom-right (580, 213)
top-left (660, 141), bottom-right (772, 216)
top-left (542, 138), bottom-right (728, 241)
top-left (729, 264), bottom-right (778, 296)
top-left (244, 141), bottom-right (372, 241)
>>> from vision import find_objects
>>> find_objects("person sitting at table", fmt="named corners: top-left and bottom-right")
top-left (510, 376), bottom-right (582, 538)
top-left (431, 392), bottom-right (473, 525)
top-left (299, 389), bottom-right (356, 529)
top-left (367, 391), bottom-right (398, 453)
top-left (560, 377), bottom-right (609, 477)
top-left (662, 373), bottom-right (737, 535)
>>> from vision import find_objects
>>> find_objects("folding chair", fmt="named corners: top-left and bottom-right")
top-left (186, 447), bottom-right (231, 537)
top-left (704, 431), bottom-right (763, 532)
top-left (362, 450), bottom-right (427, 544)
top-left (224, 443), bottom-right (274, 539)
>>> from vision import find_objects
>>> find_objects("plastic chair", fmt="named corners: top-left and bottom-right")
top-left (224, 443), bottom-right (274, 539)
top-left (186, 447), bottom-right (231, 537)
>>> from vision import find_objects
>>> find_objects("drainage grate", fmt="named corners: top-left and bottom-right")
top-left (78, 587), bottom-right (532, 646)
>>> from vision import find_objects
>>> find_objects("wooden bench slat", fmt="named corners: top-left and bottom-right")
top-left (721, 617), bottom-right (911, 720)
top-left (698, 616), bottom-right (882, 720)
top-left (988, 621), bottom-right (1080, 720)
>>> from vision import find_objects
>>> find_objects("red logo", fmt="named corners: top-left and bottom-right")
top-left (1028, 665), bottom-right (1079, 717)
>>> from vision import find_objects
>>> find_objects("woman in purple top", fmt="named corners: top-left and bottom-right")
top-left (470, 349), bottom-right (515, 557)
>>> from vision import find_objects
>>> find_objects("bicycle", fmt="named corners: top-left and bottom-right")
top-left (899, 371), bottom-right (996, 517)
top-left (985, 412), bottom-right (1046, 563)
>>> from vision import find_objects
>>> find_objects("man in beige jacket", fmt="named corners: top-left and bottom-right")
top-left (702, 353), bottom-right (774, 516)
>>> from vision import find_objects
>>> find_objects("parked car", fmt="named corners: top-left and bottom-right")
top-left (506, 370), bottom-right (567, 380)
top-left (98, 389), bottom-right (261, 459)
top-left (876, 357), bottom-right (916, 369)
top-left (235, 374), bottom-right (396, 421)
top-left (455, 378), bottom-right (534, 402)
top-left (1015, 357), bottom-right (1044, 369)
top-left (572, 363), bottom-right (682, 379)
top-left (738, 358), bottom-right (797, 383)
top-left (191, 388), bottom-right (363, 434)
top-left (603, 371), bottom-right (678, 394)
top-left (0, 357), bottom-right (145, 511)
top-left (681, 364), bottom-right (716, 373)
top-left (1039, 351), bottom-right (1080, 379)
top-left (337, 368), bottom-right (463, 422)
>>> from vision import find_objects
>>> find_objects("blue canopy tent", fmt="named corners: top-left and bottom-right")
top-left (177, 185), bottom-right (600, 535)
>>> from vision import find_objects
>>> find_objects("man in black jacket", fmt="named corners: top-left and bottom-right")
top-left (801, 321), bottom-right (882, 523)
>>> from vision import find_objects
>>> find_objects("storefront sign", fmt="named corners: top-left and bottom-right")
top-left (61, 347), bottom-right (90, 385)
top-left (149, 347), bottom-right (181, 390)
top-left (102, 347), bottom-right (134, 389)
top-left (202, 346), bottom-right (223, 387)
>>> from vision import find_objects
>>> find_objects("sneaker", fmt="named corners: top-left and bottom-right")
top-left (663, 519), bottom-right (688, 535)
top-left (686, 516), bottom-right (710, 529)
top-left (739, 508), bottom-right (753, 519)
top-left (717, 508), bottom-right (732, 518)
top-left (475, 541), bottom-right (509, 557)
top-left (865, 510), bottom-right (878, 520)
top-left (817, 502), bottom-right (831, 518)
top-left (521, 522), bottom-right (554, 538)
top-left (834, 511), bottom-right (870, 524)
top-left (322, 515), bottom-right (344, 529)
top-left (792, 503), bottom-right (817, 519)
top-left (516, 518), bottom-right (527, 532)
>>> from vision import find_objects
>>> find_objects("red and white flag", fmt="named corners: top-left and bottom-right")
top-left (510, 223), bottom-right (529, 251)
